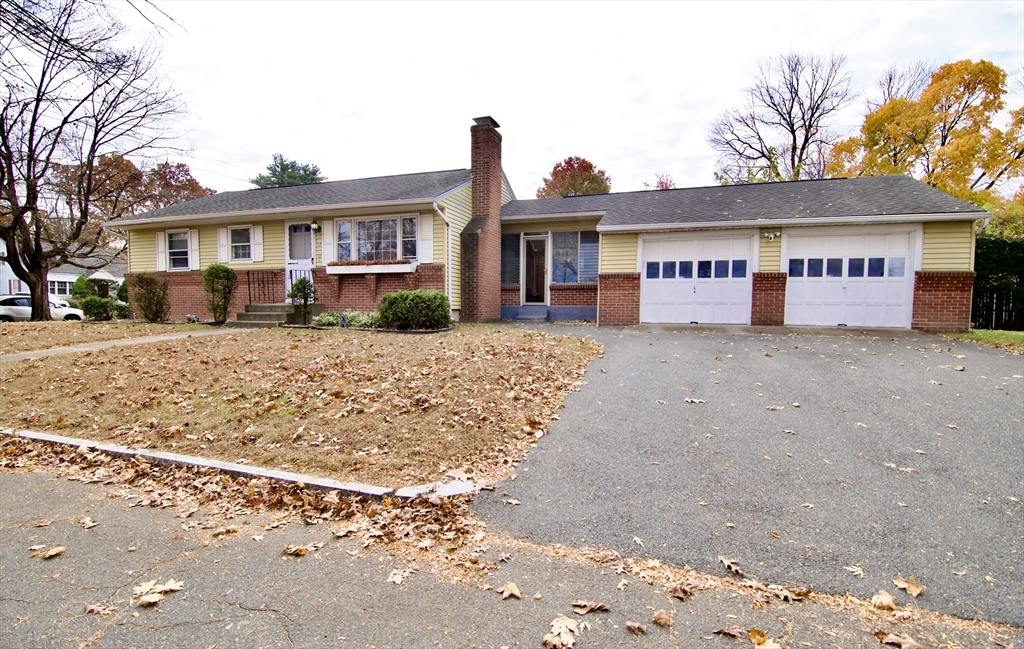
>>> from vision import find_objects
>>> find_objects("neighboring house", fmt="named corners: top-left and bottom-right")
top-left (0, 241), bottom-right (126, 297)
top-left (109, 117), bottom-right (985, 332)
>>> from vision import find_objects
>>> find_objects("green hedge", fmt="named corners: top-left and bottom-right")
top-left (81, 296), bottom-right (114, 320)
top-left (377, 290), bottom-right (451, 330)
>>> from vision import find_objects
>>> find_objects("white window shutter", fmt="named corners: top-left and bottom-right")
top-left (322, 221), bottom-right (336, 264)
top-left (189, 229), bottom-right (200, 270)
top-left (418, 214), bottom-right (433, 263)
top-left (156, 232), bottom-right (167, 272)
top-left (253, 225), bottom-right (264, 262)
top-left (218, 228), bottom-right (228, 262)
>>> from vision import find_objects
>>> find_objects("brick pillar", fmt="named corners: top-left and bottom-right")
top-left (751, 272), bottom-right (787, 326)
top-left (459, 116), bottom-right (502, 322)
top-left (911, 271), bottom-right (976, 333)
top-left (597, 273), bottom-right (640, 326)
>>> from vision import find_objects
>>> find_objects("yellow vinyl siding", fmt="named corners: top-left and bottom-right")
top-left (759, 229), bottom-right (782, 272)
top-left (922, 221), bottom-right (974, 271)
top-left (599, 233), bottom-right (638, 273)
top-left (197, 221), bottom-right (287, 270)
top-left (438, 185), bottom-right (473, 310)
top-left (433, 211), bottom-right (446, 265)
top-left (501, 178), bottom-right (514, 205)
top-left (127, 229), bottom-right (159, 273)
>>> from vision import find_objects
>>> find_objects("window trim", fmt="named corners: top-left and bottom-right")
top-left (229, 225), bottom-right (254, 264)
top-left (332, 213), bottom-right (420, 263)
top-left (166, 229), bottom-right (191, 272)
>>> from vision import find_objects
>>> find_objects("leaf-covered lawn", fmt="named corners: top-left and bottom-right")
top-left (0, 321), bottom-right (206, 356)
top-left (0, 326), bottom-right (602, 487)
top-left (944, 329), bottom-right (1024, 353)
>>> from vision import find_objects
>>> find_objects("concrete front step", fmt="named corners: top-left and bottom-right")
top-left (244, 303), bottom-right (296, 314)
top-left (236, 311), bottom-right (290, 322)
top-left (225, 319), bottom-right (281, 329)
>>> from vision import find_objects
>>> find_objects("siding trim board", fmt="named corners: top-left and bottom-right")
top-left (596, 211), bottom-right (984, 233)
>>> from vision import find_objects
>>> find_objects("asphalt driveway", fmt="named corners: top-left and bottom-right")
top-left (475, 325), bottom-right (1024, 626)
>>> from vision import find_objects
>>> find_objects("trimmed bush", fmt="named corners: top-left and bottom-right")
top-left (86, 277), bottom-right (118, 298)
top-left (81, 296), bottom-right (115, 320)
top-left (116, 281), bottom-right (128, 303)
top-left (345, 310), bottom-right (380, 328)
top-left (311, 311), bottom-right (341, 327)
top-left (203, 264), bottom-right (238, 323)
top-left (132, 273), bottom-right (170, 322)
top-left (287, 277), bottom-right (317, 324)
top-left (113, 302), bottom-right (129, 319)
top-left (71, 276), bottom-right (94, 300)
top-left (377, 289), bottom-right (451, 330)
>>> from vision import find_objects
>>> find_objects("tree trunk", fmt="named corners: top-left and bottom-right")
top-left (26, 271), bottom-right (52, 321)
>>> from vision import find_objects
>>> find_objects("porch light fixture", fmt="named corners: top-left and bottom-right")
top-left (309, 220), bottom-right (321, 233)
top-left (762, 231), bottom-right (781, 241)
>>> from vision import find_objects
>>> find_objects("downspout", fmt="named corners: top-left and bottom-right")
top-left (432, 201), bottom-right (453, 319)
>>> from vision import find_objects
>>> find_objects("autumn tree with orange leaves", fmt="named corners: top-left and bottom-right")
top-left (536, 156), bottom-right (611, 198)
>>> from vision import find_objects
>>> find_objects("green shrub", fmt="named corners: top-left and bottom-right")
top-left (71, 276), bottom-right (94, 300)
top-left (311, 311), bottom-right (340, 327)
top-left (86, 277), bottom-right (118, 298)
top-left (203, 264), bottom-right (238, 323)
top-left (132, 273), bottom-right (170, 322)
top-left (345, 310), bottom-right (380, 328)
top-left (377, 289), bottom-right (451, 330)
top-left (286, 277), bottom-right (317, 324)
top-left (113, 302), bottom-right (129, 319)
top-left (116, 281), bottom-right (128, 303)
top-left (66, 299), bottom-right (81, 309)
top-left (81, 296), bottom-right (114, 320)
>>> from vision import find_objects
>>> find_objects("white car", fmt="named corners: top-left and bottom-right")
top-left (0, 295), bottom-right (84, 321)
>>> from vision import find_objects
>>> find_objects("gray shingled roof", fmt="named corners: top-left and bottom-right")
top-left (49, 248), bottom-right (126, 278)
top-left (114, 169), bottom-right (472, 223)
top-left (501, 176), bottom-right (986, 228)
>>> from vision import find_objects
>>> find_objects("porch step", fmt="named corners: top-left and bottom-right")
top-left (235, 311), bottom-right (290, 323)
top-left (515, 306), bottom-right (549, 322)
top-left (244, 303), bottom-right (296, 314)
top-left (228, 302), bottom-right (325, 328)
top-left (225, 319), bottom-right (282, 329)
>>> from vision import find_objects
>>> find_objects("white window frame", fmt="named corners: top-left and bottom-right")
top-left (166, 229), bottom-right (192, 272)
top-left (330, 214), bottom-right (421, 263)
top-left (230, 225), bottom-right (253, 263)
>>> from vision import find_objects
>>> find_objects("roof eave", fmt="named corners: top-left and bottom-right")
top-left (596, 211), bottom-right (988, 232)
top-left (501, 211), bottom-right (607, 223)
top-left (107, 197), bottom-right (444, 228)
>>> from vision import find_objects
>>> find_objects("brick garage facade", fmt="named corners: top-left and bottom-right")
top-left (597, 273), bottom-right (640, 326)
top-left (751, 272), bottom-right (787, 326)
top-left (312, 264), bottom-right (445, 312)
top-left (911, 270), bottom-right (975, 333)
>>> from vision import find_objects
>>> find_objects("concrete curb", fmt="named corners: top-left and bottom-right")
top-left (0, 428), bottom-right (475, 499)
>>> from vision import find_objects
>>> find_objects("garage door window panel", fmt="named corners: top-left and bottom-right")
top-left (662, 262), bottom-right (676, 279)
top-left (714, 260), bottom-right (729, 278)
top-left (826, 258), bottom-right (843, 277)
top-left (678, 261), bottom-right (693, 278)
top-left (789, 259), bottom-right (804, 277)
top-left (646, 262), bottom-right (660, 279)
top-left (888, 257), bottom-right (906, 277)
top-left (848, 258), bottom-right (865, 277)
top-left (732, 260), bottom-right (747, 278)
top-left (807, 259), bottom-right (824, 277)
top-left (697, 261), bottom-right (712, 278)
top-left (868, 258), bottom-right (885, 277)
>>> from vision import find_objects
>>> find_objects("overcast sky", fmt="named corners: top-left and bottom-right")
top-left (122, 1), bottom-right (1023, 199)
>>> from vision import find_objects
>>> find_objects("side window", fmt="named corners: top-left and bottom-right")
top-left (230, 227), bottom-right (251, 261)
top-left (579, 231), bottom-right (599, 283)
top-left (501, 233), bottom-right (520, 284)
top-left (337, 221), bottom-right (351, 261)
top-left (552, 231), bottom-right (579, 283)
top-left (401, 217), bottom-right (417, 260)
top-left (167, 231), bottom-right (190, 269)
top-left (788, 258), bottom-right (804, 277)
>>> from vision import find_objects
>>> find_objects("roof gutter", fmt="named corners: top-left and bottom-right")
top-left (501, 211), bottom-right (607, 222)
top-left (595, 211), bottom-right (990, 232)
top-left (108, 198), bottom-right (441, 228)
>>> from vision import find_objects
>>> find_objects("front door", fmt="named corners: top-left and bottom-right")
top-left (285, 222), bottom-right (314, 296)
top-left (524, 238), bottom-right (547, 304)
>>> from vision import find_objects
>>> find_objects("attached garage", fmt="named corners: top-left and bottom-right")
top-left (784, 228), bottom-right (916, 327)
top-left (640, 234), bottom-right (755, 324)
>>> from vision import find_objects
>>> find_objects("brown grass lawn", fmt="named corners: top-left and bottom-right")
top-left (0, 326), bottom-right (602, 487)
top-left (0, 321), bottom-right (206, 356)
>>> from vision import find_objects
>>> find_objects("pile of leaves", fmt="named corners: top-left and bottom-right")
top-left (0, 322), bottom-right (203, 356)
top-left (0, 326), bottom-right (602, 486)
top-left (0, 436), bottom-right (484, 553)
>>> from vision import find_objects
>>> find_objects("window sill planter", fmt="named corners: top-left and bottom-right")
top-left (325, 262), bottom-right (416, 275)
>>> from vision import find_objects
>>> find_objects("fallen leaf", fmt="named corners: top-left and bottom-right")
top-left (783, 429), bottom-right (797, 435)
top-left (718, 555), bottom-right (744, 576)
top-left (252, 535), bottom-right (263, 541)
top-left (34, 519), bottom-right (53, 528)
top-left (211, 525), bottom-right (239, 540)
top-left (533, 592), bottom-right (542, 600)
top-left (873, 631), bottom-right (924, 648)
top-left (502, 499), bottom-right (520, 506)
top-left (28, 544), bottom-right (45, 551)
top-left (953, 366), bottom-right (965, 371)
top-left (41, 546), bottom-right (66, 560)
top-left (83, 604), bottom-right (109, 615)
top-left (132, 580), bottom-right (158, 597)
top-left (893, 610), bottom-right (913, 620)
top-left (749, 628), bottom-right (768, 644)
top-left (137, 593), bottom-right (163, 607)
top-left (656, 400), bottom-right (667, 405)
top-left (498, 552), bottom-right (512, 562)
top-left (667, 584), bottom-right (692, 600)
top-left (616, 578), bottom-right (629, 591)
top-left (572, 600), bottom-right (609, 615)
top-left (497, 582), bottom-right (522, 600)
top-left (387, 565), bottom-right (418, 585)
top-left (792, 402), bottom-right (801, 408)
top-left (714, 626), bottom-right (745, 638)
top-left (633, 536), bottom-right (644, 547)
top-left (765, 405), bottom-right (782, 411)
top-left (282, 544), bottom-right (307, 556)
top-left (652, 610), bottom-right (673, 627)
top-left (153, 578), bottom-right (184, 594)
top-left (871, 590), bottom-right (898, 610)
top-left (80, 517), bottom-right (99, 529)
top-left (625, 621), bottom-right (646, 636)
top-left (844, 565), bottom-right (865, 578)
top-left (892, 576), bottom-right (925, 597)
top-left (684, 398), bottom-right (706, 404)
top-left (946, 423), bottom-right (961, 429)
top-left (542, 615), bottom-right (578, 648)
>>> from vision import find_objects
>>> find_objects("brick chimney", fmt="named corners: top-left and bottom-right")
top-left (459, 116), bottom-right (503, 322)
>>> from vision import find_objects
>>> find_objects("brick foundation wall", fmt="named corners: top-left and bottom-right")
top-left (501, 284), bottom-right (520, 306)
top-left (751, 272), bottom-right (787, 326)
top-left (911, 270), bottom-right (975, 333)
top-left (597, 273), bottom-right (640, 326)
top-left (550, 283), bottom-right (598, 306)
top-left (312, 264), bottom-right (446, 312)
top-left (125, 270), bottom-right (279, 323)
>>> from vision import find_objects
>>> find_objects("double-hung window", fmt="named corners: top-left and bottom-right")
top-left (230, 227), bottom-right (252, 261)
top-left (167, 231), bottom-right (190, 270)
top-left (335, 216), bottom-right (418, 262)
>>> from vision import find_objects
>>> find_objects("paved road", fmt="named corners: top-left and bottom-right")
top-left (475, 325), bottom-right (1024, 626)
top-left (2, 471), bottom-right (1019, 648)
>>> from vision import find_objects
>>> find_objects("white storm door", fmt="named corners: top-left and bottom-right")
top-left (285, 222), bottom-right (314, 295)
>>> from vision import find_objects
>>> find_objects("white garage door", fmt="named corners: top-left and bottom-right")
top-left (785, 232), bottom-right (913, 327)
top-left (641, 237), bottom-right (752, 324)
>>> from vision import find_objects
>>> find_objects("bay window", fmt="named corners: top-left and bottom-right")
top-left (335, 216), bottom-right (418, 262)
